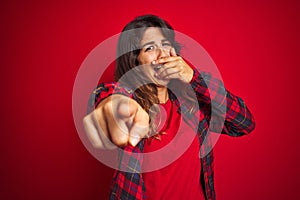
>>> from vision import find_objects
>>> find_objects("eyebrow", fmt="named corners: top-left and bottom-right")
top-left (141, 39), bottom-right (171, 49)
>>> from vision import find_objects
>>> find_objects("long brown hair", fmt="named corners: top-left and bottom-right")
top-left (115, 15), bottom-right (196, 136)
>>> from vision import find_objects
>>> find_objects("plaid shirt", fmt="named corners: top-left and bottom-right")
top-left (88, 69), bottom-right (255, 200)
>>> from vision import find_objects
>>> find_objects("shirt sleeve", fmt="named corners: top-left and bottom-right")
top-left (190, 68), bottom-right (256, 136)
top-left (86, 83), bottom-right (145, 199)
top-left (87, 82), bottom-right (134, 114)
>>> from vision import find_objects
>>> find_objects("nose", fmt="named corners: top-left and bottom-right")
top-left (157, 47), bottom-right (170, 59)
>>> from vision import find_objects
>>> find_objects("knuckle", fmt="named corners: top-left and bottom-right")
top-left (102, 101), bottom-right (112, 112)
top-left (93, 107), bottom-right (103, 119)
top-left (117, 101), bottom-right (130, 118)
top-left (111, 134), bottom-right (128, 147)
top-left (142, 127), bottom-right (150, 136)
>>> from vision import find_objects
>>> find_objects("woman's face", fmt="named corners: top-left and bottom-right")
top-left (137, 27), bottom-right (173, 86)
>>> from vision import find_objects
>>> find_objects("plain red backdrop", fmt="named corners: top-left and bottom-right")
top-left (1, 0), bottom-right (299, 199)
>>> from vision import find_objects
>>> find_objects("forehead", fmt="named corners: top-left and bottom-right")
top-left (140, 27), bottom-right (165, 44)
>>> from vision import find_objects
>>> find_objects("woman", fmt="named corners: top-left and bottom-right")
top-left (83, 14), bottom-right (255, 200)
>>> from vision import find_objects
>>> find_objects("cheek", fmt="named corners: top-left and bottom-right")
top-left (138, 52), bottom-right (156, 65)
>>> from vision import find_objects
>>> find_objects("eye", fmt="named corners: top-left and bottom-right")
top-left (145, 46), bottom-right (154, 52)
top-left (162, 42), bottom-right (171, 47)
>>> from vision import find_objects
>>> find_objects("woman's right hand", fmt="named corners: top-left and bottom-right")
top-left (83, 94), bottom-right (150, 149)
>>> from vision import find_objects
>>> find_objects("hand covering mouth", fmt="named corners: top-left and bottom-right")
top-left (153, 64), bottom-right (164, 71)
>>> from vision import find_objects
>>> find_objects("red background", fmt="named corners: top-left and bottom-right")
top-left (1, 0), bottom-right (299, 199)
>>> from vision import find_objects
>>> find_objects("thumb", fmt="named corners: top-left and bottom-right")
top-left (128, 123), bottom-right (149, 146)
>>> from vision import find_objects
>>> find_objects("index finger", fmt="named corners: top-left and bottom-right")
top-left (170, 47), bottom-right (177, 57)
top-left (153, 56), bottom-right (178, 65)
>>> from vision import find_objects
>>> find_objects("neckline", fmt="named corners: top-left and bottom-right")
top-left (159, 98), bottom-right (171, 106)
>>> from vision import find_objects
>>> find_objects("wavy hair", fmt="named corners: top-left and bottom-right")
top-left (115, 15), bottom-right (196, 137)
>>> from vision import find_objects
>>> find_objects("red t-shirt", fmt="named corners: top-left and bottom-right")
top-left (143, 99), bottom-right (205, 199)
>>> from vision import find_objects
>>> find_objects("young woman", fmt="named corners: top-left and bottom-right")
top-left (83, 14), bottom-right (255, 200)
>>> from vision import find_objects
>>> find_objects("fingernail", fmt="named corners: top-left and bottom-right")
top-left (130, 137), bottom-right (140, 146)
top-left (152, 61), bottom-right (156, 64)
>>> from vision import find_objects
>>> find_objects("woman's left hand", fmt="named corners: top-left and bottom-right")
top-left (152, 48), bottom-right (194, 83)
